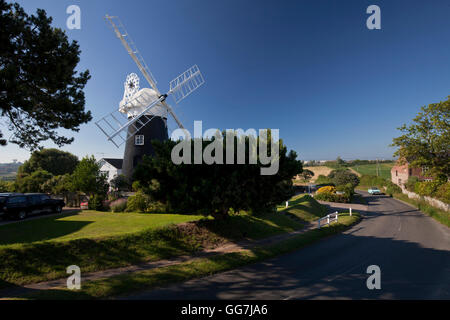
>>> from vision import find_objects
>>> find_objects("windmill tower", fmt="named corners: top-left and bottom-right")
top-left (96, 15), bottom-right (205, 180)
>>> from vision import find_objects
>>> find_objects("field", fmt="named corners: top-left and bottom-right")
top-left (349, 162), bottom-right (395, 180)
top-left (0, 196), bottom-right (320, 287)
top-left (298, 166), bottom-right (333, 183)
top-left (0, 211), bottom-right (205, 247)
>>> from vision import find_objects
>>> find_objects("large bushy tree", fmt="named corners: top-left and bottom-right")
top-left (18, 148), bottom-right (79, 176)
top-left (327, 169), bottom-right (360, 187)
top-left (134, 131), bottom-right (302, 219)
top-left (70, 156), bottom-right (108, 197)
top-left (391, 96), bottom-right (450, 180)
top-left (0, 0), bottom-right (91, 149)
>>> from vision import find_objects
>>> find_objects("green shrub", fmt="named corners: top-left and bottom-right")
top-left (126, 191), bottom-right (151, 213)
top-left (88, 194), bottom-right (106, 211)
top-left (405, 176), bottom-right (419, 191)
top-left (328, 169), bottom-right (360, 187)
top-left (314, 190), bottom-right (351, 203)
top-left (336, 183), bottom-right (355, 197)
top-left (385, 181), bottom-right (402, 196)
top-left (434, 182), bottom-right (450, 204)
top-left (415, 181), bottom-right (443, 197)
top-left (146, 201), bottom-right (168, 213)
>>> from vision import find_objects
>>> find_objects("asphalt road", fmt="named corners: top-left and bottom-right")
top-left (123, 192), bottom-right (450, 299)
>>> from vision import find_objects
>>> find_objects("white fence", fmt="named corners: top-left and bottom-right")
top-left (318, 211), bottom-right (339, 229)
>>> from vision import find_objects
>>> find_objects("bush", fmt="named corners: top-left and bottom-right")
top-left (126, 192), bottom-right (151, 213)
top-left (385, 181), bottom-right (402, 196)
top-left (314, 192), bottom-right (351, 203)
top-left (336, 183), bottom-right (355, 197)
top-left (146, 201), bottom-right (167, 213)
top-left (88, 194), bottom-right (106, 211)
top-left (435, 182), bottom-right (450, 204)
top-left (317, 186), bottom-right (336, 194)
top-left (110, 198), bottom-right (128, 212)
top-left (405, 176), bottom-right (419, 191)
top-left (328, 169), bottom-right (360, 188)
top-left (415, 181), bottom-right (442, 197)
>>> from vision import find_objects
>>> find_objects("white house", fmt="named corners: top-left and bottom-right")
top-left (98, 158), bottom-right (123, 185)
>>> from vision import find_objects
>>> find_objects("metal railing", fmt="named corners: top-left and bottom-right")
top-left (317, 211), bottom-right (339, 229)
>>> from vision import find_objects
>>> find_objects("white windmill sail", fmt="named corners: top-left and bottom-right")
top-left (95, 15), bottom-right (205, 148)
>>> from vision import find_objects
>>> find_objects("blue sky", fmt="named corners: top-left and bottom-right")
top-left (1, 0), bottom-right (450, 163)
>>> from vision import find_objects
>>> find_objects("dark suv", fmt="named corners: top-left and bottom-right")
top-left (0, 193), bottom-right (65, 220)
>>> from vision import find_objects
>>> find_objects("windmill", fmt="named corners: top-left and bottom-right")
top-left (95, 15), bottom-right (205, 180)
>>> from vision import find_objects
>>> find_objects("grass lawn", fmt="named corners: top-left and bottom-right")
top-left (277, 194), bottom-right (328, 222)
top-left (18, 212), bottom-right (361, 300)
top-left (0, 211), bottom-right (204, 247)
top-left (0, 197), bottom-right (314, 288)
top-left (350, 163), bottom-right (394, 180)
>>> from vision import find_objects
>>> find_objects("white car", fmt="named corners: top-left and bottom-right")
top-left (368, 187), bottom-right (382, 195)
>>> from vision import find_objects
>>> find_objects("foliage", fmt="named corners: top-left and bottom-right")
top-left (71, 156), bottom-right (108, 197)
top-left (110, 198), bottom-right (128, 212)
top-left (435, 182), bottom-right (450, 204)
top-left (110, 174), bottom-right (130, 191)
top-left (13, 169), bottom-right (53, 193)
top-left (0, 0), bottom-right (91, 149)
top-left (298, 169), bottom-right (314, 182)
top-left (314, 192), bottom-right (350, 203)
top-left (327, 169), bottom-right (360, 188)
top-left (336, 183), bottom-right (355, 197)
top-left (41, 174), bottom-right (72, 195)
top-left (405, 176), bottom-right (419, 191)
top-left (126, 191), bottom-right (151, 213)
top-left (415, 181), bottom-right (443, 197)
top-left (385, 181), bottom-right (402, 196)
top-left (392, 96), bottom-right (450, 180)
top-left (133, 131), bottom-right (302, 219)
top-left (316, 186), bottom-right (336, 194)
top-left (18, 149), bottom-right (78, 176)
top-left (0, 180), bottom-right (13, 192)
top-left (88, 194), bottom-right (106, 211)
top-left (314, 175), bottom-right (333, 185)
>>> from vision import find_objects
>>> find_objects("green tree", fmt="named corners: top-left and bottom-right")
top-left (134, 131), bottom-right (302, 219)
top-left (14, 169), bottom-right (53, 193)
top-left (18, 148), bottom-right (79, 176)
top-left (71, 156), bottom-right (108, 197)
top-left (299, 169), bottom-right (314, 182)
top-left (110, 174), bottom-right (130, 191)
top-left (392, 96), bottom-right (450, 180)
top-left (0, 0), bottom-right (91, 149)
top-left (327, 169), bottom-right (360, 188)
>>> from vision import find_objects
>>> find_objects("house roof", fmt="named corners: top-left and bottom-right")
top-left (101, 158), bottom-right (123, 169)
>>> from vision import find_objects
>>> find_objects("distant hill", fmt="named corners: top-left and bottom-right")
top-left (0, 162), bottom-right (22, 181)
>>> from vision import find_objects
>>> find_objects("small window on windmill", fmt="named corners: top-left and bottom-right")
top-left (135, 135), bottom-right (144, 146)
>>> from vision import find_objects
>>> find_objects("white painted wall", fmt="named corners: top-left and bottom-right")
top-left (99, 161), bottom-right (122, 185)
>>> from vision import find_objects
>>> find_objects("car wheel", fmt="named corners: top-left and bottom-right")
top-left (17, 210), bottom-right (27, 220)
top-left (55, 206), bottom-right (62, 213)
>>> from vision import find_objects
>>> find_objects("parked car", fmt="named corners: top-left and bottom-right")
top-left (368, 187), bottom-right (382, 195)
top-left (0, 193), bottom-right (65, 220)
